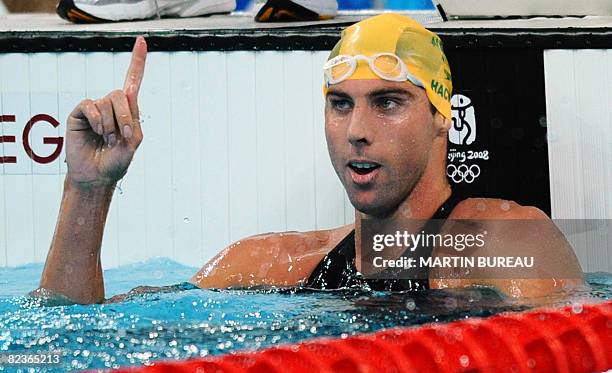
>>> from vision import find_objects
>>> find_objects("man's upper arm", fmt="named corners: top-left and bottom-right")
top-left (190, 225), bottom-right (353, 289)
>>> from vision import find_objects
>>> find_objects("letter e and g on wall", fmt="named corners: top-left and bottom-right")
top-left (0, 114), bottom-right (63, 165)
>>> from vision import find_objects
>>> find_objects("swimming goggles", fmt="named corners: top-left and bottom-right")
top-left (323, 53), bottom-right (423, 88)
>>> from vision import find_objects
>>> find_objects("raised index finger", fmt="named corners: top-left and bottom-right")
top-left (123, 36), bottom-right (148, 100)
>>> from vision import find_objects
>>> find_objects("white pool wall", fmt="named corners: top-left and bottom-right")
top-left (545, 49), bottom-right (612, 272)
top-left (0, 49), bottom-right (610, 273)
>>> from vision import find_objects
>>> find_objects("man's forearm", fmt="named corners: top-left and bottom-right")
top-left (36, 178), bottom-right (115, 304)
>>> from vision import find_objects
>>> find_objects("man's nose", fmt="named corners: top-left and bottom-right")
top-left (347, 104), bottom-right (373, 147)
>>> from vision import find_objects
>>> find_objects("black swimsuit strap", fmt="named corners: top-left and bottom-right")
top-left (305, 193), bottom-right (462, 291)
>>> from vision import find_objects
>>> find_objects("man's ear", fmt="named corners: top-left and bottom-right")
top-left (433, 111), bottom-right (451, 138)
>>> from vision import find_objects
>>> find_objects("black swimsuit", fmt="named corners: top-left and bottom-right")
top-left (305, 194), bottom-right (462, 291)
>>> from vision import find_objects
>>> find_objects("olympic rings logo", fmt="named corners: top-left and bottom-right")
top-left (447, 164), bottom-right (481, 184)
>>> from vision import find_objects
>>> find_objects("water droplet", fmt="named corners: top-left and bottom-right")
top-left (538, 116), bottom-right (547, 127)
top-left (405, 299), bottom-right (416, 311)
top-left (183, 217), bottom-right (190, 223)
top-left (476, 202), bottom-right (486, 211)
top-left (116, 180), bottom-right (124, 195)
top-left (77, 216), bottom-right (85, 225)
top-left (490, 118), bottom-right (503, 128)
top-left (459, 355), bottom-right (469, 367)
top-left (401, 206), bottom-right (413, 218)
top-left (500, 201), bottom-right (510, 211)
top-left (527, 359), bottom-right (536, 368)
top-left (571, 302), bottom-right (583, 314)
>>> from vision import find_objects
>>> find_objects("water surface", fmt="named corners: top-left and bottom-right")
top-left (0, 258), bottom-right (609, 372)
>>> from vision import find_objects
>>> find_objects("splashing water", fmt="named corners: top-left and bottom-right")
top-left (0, 258), bottom-right (610, 372)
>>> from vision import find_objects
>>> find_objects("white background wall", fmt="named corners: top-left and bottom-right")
top-left (0, 50), bottom-right (354, 269)
top-left (0, 49), bottom-right (610, 272)
top-left (544, 49), bottom-right (612, 272)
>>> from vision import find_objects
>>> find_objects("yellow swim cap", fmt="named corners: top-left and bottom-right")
top-left (325, 13), bottom-right (452, 119)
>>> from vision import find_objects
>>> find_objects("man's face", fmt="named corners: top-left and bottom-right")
top-left (325, 79), bottom-right (435, 217)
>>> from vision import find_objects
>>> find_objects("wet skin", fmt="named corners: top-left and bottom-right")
top-left (324, 81), bottom-right (437, 218)
top-left (31, 37), bottom-right (147, 304)
top-left (191, 78), bottom-right (457, 289)
top-left (192, 79), bottom-right (584, 300)
top-left (34, 38), bottom-right (584, 305)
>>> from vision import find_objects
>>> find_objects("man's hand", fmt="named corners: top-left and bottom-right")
top-left (65, 37), bottom-right (147, 189)
top-left (33, 37), bottom-right (149, 305)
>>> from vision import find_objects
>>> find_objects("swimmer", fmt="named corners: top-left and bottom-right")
top-left (32, 14), bottom-right (583, 304)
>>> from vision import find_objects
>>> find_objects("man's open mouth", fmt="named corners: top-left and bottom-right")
top-left (348, 161), bottom-right (381, 175)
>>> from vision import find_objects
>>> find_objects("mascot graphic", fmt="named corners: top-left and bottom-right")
top-left (449, 94), bottom-right (476, 146)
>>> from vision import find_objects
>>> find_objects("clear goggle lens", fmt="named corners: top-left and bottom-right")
top-left (323, 53), bottom-right (422, 87)
top-left (372, 54), bottom-right (403, 77)
top-left (328, 58), bottom-right (354, 82)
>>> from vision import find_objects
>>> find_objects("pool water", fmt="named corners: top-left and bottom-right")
top-left (0, 258), bottom-right (610, 372)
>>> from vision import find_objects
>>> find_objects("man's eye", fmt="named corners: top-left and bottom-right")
top-left (331, 99), bottom-right (352, 111)
top-left (376, 98), bottom-right (400, 110)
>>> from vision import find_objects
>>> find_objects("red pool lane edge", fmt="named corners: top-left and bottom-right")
top-left (107, 300), bottom-right (612, 373)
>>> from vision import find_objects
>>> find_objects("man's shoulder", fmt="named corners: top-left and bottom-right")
top-left (245, 224), bottom-right (354, 254)
top-left (432, 197), bottom-right (583, 299)
top-left (448, 197), bottom-right (549, 220)
top-left (191, 224), bottom-right (354, 288)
